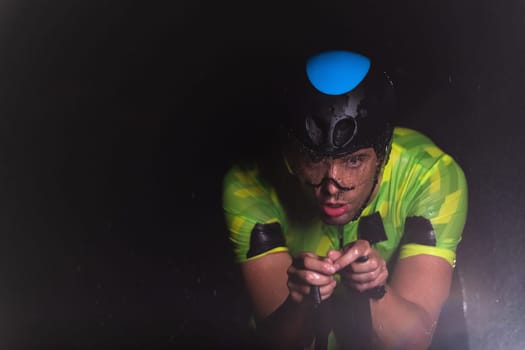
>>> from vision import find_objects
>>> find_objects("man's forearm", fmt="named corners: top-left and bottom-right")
top-left (256, 295), bottom-right (314, 350)
top-left (370, 285), bottom-right (437, 350)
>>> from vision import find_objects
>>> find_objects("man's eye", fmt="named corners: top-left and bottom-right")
top-left (346, 156), bottom-right (364, 168)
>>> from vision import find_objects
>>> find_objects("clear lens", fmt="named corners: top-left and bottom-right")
top-left (285, 142), bottom-right (375, 189)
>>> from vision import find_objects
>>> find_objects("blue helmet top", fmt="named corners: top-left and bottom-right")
top-left (306, 50), bottom-right (371, 95)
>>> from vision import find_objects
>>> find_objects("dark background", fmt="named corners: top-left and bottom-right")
top-left (1, 1), bottom-right (524, 349)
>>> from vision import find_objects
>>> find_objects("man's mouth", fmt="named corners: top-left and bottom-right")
top-left (322, 204), bottom-right (350, 217)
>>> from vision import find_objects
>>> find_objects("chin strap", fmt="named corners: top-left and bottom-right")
top-left (282, 150), bottom-right (295, 176)
top-left (349, 164), bottom-right (381, 222)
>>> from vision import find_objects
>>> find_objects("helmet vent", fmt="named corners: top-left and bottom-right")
top-left (305, 116), bottom-right (324, 146)
top-left (333, 118), bottom-right (356, 147)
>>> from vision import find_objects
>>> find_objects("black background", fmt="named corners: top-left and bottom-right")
top-left (1, 1), bottom-right (524, 349)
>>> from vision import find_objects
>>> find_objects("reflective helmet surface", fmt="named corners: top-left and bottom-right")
top-left (283, 50), bottom-right (396, 160)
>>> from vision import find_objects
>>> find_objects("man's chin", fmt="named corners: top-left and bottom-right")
top-left (320, 211), bottom-right (355, 225)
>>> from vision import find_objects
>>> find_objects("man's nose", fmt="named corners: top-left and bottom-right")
top-left (318, 161), bottom-right (354, 193)
top-left (324, 159), bottom-right (337, 177)
top-left (319, 163), bottom-right (341, 192)
top-left (322, 177), bottom-right (341, 195)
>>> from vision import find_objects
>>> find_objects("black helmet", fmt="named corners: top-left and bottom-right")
top-left (282, 50), bottom-right (396, 162)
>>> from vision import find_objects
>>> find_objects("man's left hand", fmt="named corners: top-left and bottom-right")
top-left (327, 240), bottom-right (388, 293)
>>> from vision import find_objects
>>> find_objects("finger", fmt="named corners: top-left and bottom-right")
top-left (293, 253), bottom-right (336, 275)
top-left (342, 269), bottom-right (388, 292)
top-left (346, 269), bottom-right (381, 284)
top-left (319, 279), bottom-right (338, 300)
top-left (350, 256), bottom-right (381, 273)
top-left (340, 257), bottom-right (386, 281)
top-left (291, 267), bottom-right (336, 286)
top-left (327, 249), bottom-right (343, 262)
top-left (310, 279), bottom-right (338, 304)
top-left (339, 254), bottom-right (387, 284)
top-left (292, 252), bottom-right (319, 269)
top-left (289, 278), bottom-right (337, 303)
top-left (289, 289), bottom-right (306, 303)
top-left (333, 240), bottom-right (371, 270)
top-left (287, 279), bottom-right (311, 297)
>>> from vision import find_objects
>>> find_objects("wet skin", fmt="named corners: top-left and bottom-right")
top-left (283, 146), bottom-right (387, 303)
top-left (243, 143), bottom-right (452, 349)
top-left (297, 147), bottom-right (381, 225)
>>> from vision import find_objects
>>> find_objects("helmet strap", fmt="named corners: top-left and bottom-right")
top-left (349, 159), bottom-right (383, 222)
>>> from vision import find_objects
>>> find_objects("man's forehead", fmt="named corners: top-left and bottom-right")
top-left (335, 147), bottom-right (375, 158)
top-left (300, 147), bottom-right (377, 161)
top-left (353, 147), bottom-right (375, 155)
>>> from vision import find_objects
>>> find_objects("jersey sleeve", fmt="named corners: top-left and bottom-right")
top-left (401, 149), bottom-right (468, 267)
top-left (222, 164), bottom-right (288, 263)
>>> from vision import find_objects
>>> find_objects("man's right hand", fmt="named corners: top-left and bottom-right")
top-left (287, 252), bottom-right (338, 304)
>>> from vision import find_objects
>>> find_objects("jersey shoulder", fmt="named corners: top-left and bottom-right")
top-left (391, 127), bottom-right (446, 165)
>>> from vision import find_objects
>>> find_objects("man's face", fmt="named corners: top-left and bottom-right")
top-left (287, 146), bottom-right (380, 225)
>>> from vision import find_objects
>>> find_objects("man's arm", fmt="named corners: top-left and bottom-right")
top-left (241, 251), bottom-right (337, 349)
top-left (241, 252), bottom-right (292, 320)
top-left (241, 252), bottom-right (309, 349)
top-left (370, 254), bottom-right (452, 349)
top-left (331, 241), bottom-right (453, 350)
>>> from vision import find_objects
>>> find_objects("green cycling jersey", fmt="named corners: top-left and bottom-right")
top-left (223, 127), bottom-right (468, 268)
